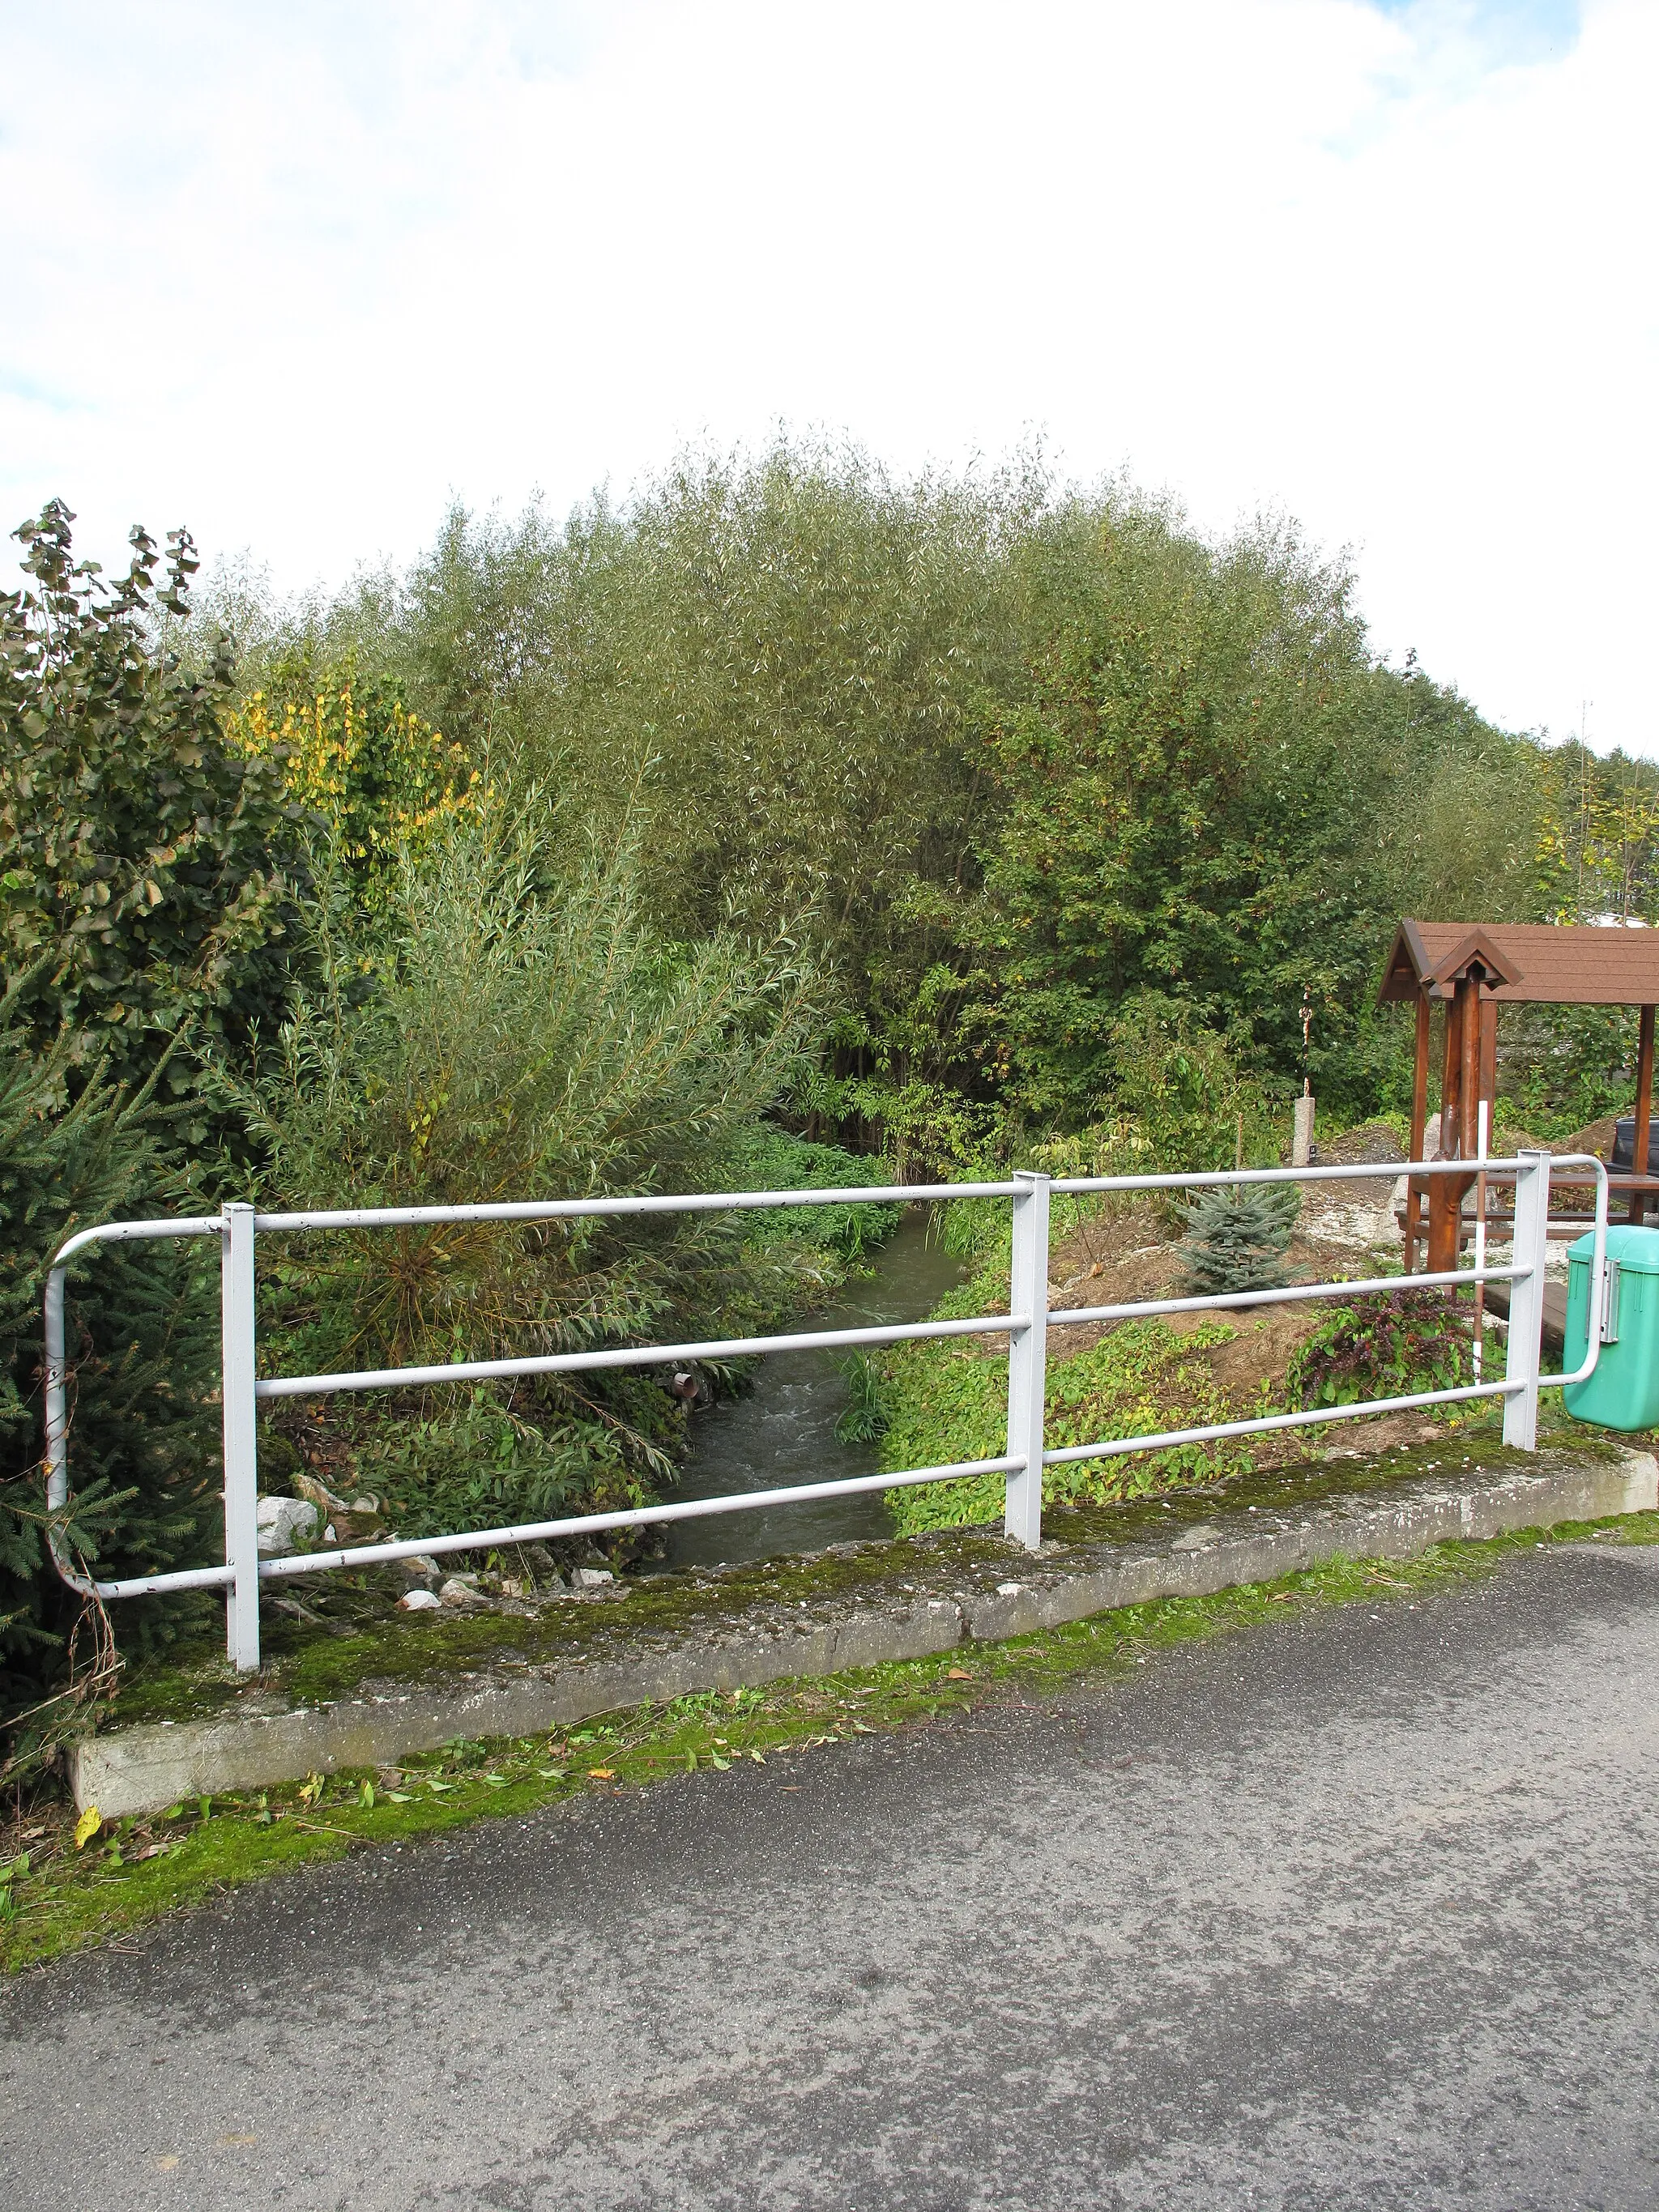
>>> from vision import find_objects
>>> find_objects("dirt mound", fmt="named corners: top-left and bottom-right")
top-left (1563, 1116), bottom-right (1618, 1160)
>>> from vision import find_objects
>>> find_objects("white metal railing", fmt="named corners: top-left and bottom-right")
top-left (42, 1150), bottom-right (1608, 1673)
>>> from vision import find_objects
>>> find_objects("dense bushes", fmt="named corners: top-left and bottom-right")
top-left (1, 503), bottom-right (303, 1108)
top-left (8, 437), bottom-right (1658, 1741)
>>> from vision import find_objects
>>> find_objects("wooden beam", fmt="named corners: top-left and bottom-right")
top-left (1632, 1004), bottom-right (1655, 1225)
top-left (1405, 991), bottom-right (1431, 1272)
top-left (1439, 981), bottom-right (1461, 1159)
top-left (1458, 972), bottom-right (1482, 1160)
top-left (1429, 976), bottom-right (1478, 1272)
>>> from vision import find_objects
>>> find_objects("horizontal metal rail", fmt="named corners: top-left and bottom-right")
top-left (1042, 1379), bottom-right (1518, 1471)
top-left (257, 1454), bottom-right (1024, 1583)
top-left (1047, 1262), bottom-right (1528, 1332)
top-left (253, 1181), bottom-right (1020, 1234)
top-left (259, 1311), bottom-right (1026, 1400)
top-left (1047, 1160), bottom-right (1519, 1195)
top-left (41, 1149), bottom-right (1610, 1670)
top-left (79, 1452), bottom-right (1029, 1600)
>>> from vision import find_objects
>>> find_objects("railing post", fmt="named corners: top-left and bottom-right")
top-left (1502, 1149), bottom-right (1550, 1451)
top-left (1004, 1170), bottom-right (1051, 1551)
top-left (220, 1201), bottom-right (262, 1672)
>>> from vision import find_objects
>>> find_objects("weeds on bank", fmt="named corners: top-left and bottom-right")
top-left (6, 1507), bottom-right (1657, 1974)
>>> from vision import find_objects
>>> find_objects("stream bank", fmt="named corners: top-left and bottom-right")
top-left (659, 1208), bottom-right (966, 1567)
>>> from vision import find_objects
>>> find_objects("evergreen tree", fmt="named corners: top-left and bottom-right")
top-left (0, 979), bottom-right (219, 1758)
top-left (1173, 1183), bottom-right (1300, 1297)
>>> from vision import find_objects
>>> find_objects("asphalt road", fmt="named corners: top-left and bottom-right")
top-left (6, 1542), bottom-right (1659, 2211)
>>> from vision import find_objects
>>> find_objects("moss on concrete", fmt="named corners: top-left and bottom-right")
top-left (103, 1427), bottom-right (1620, 1737)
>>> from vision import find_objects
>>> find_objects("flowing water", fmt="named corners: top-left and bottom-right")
top-left (659, 1210), bottom-right (967, 1569)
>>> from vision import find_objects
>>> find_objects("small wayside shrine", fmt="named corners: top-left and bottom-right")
top-left (1376, 919), bottom-right (1659, 1271)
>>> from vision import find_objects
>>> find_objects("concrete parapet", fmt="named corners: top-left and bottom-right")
top-left (74, 1445), bottom-right (1658, 1818)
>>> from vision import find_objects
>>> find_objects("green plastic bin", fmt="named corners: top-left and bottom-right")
top-left (1563, 1224), bottom-right (1659, 1431)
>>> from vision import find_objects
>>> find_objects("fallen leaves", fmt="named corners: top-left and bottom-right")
top-left (72, 1806), bottom-right (101, 1852)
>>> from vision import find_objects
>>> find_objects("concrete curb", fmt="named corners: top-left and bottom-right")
top-left (74, 1446), bottom-right (1658, 1818)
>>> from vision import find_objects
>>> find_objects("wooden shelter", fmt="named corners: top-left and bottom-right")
top-left (1376, 919), bottom-right (1659, 1272)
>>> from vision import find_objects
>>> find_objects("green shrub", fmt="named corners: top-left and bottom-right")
top-left (724, 1127), bottom-right (900, 1259)
top-left (0, 981), bottom-right (220, 1755)
top-left (834, 1352), bottom-right (890, 1446)
top-left (0, 501), bottom-right (302, 1110)
top-left (1287, 1289), bottom-right (1469, 1408)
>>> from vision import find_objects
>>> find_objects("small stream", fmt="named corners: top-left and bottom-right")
top-left (658, 1211), bottom-right (967, 1569)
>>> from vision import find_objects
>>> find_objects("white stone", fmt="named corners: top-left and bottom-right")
top-left (570, 1567), bottom-right (615, 1590)
top-left (1293, 1091), bottom-right (1316, 1168)
top-left (398, 1589), bottom-right (441, 1613)
top-left (438, 1576), bottom-right (487, 1606)
top-left (256, 1496), bottom-right (318, 1558)
top-left (1171, 1524), bottom-right (1219, 1551)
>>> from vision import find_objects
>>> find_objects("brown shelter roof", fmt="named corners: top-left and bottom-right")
top-left (1378, 920), bottom-right (1659, 1007)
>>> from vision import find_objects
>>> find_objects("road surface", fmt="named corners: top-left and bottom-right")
top-left (5, 1541), bottom-right (1659, 2209)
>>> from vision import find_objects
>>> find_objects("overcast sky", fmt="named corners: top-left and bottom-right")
top-left (1, 1), bottom-right (1651, 752)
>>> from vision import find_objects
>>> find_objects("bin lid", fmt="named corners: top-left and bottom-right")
top-left (1567, 1224), bottom-right (1659, 1271)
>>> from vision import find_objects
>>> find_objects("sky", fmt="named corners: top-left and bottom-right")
top-left (0, 0), bottom-right (1652, 752)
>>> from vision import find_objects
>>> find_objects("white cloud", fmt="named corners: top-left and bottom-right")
top-left (0, 0), bottom-right (1649, 752)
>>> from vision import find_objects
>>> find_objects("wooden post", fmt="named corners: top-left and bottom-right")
top-left (1631, 1004), bottom-right (1654, 1225)
top-left (1439, 983), bottom-right (1461, 1160)
top-left (1478, 997), bottom-right (1498, 1134)
top-left (1428, 974), bottom-right (1479, 1273)
top-left (1405, 991), bottom-right (1431, 1272)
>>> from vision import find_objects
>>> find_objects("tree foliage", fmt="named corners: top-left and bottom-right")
top-left (251, 443), bottom-right (1593, 1157)
top-left (224, 658), bottom-right (476, 906)
top-left (0, 502), bottom-right (303, 1108)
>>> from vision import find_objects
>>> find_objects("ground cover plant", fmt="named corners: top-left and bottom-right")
top-left (1289, 1289), bottom-right (1473, 1409)
top-left (6, 1507), bottom-right (1653, 1974)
